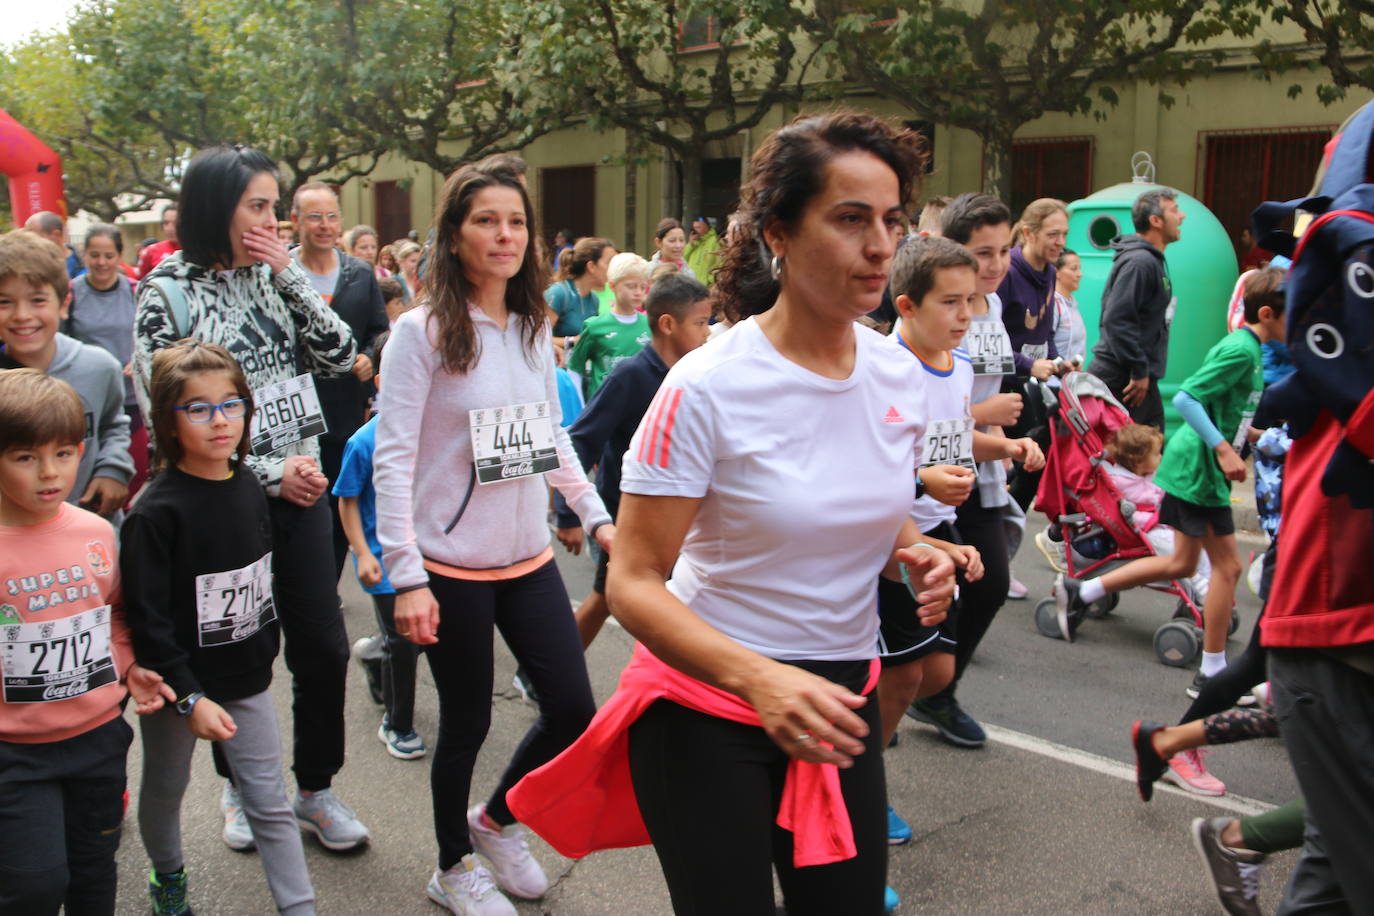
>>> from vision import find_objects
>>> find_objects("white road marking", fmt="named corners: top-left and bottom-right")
top-left (983, 723), bottom-right (1276, 816)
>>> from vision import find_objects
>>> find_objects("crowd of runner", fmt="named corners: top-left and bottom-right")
top-left (1, 106), bottom-right (1371, 916)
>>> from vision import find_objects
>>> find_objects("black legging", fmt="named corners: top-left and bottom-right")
top-left (629, 659), bottom-right (887, 916)
top-left (213, 496), bottom-right (348, 791)
top-left (945, 488), bottom-right (1010, 682)
top-left (1176, 539), bottom-right (1276, 725)
top-left (424, 559), bottom-right (595, 871)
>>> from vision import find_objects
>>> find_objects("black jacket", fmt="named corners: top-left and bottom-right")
top-left (121, 467), bottom-right (279, 702)
top-left (307, 249), bottom-right (387, 445)
top-left (554, 344), bottom-right (670, 528)
top-left (1090, 235), bottom-right (1173, 380)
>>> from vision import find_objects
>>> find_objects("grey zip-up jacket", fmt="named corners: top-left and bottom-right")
top-left (373, 304), bottom-right (611, 590)
top-left (134, 253), bottom-right (356, 496)
top-left (1090, 235), bottom-right (1173, 380)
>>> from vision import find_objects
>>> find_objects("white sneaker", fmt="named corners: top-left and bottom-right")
top-left (294, 788), bottom-right (371, 851)
top-left (427, 855), bottom-right (516, 916)
top-left (221, 781), bottom-right (255, 851)
top-left (1034, 527), bottom-right (1066, 573)
top-left (467, 805), bottom-right (548, 899)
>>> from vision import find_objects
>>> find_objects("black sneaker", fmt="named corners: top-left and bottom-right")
top-left (1191, 817), bottom-right (1265, 915)
top-left (1131, 719), bottom-right (1169, 802)
top-left (1054, 574), bottom-right (1089, 642)
top-left (907, 695), bottom-right (986, 748)
top-left (1186, 669), bottom-right (1209, 699)
top-left (352, 637), bottom-right (385, 706)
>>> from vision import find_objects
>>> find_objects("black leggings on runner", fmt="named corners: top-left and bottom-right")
top-left (947, 488), bottom-right (1011, 681)
top-left (1176, 540), bottom-right (1276, 726)
top-left (424, 559), bottom-right (595, 871)
top-left (628, 659), bottom-right (887, 916)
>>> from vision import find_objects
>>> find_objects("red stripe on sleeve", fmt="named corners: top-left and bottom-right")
top-left (657, 388), bottom-right (684, 468)
top-left (638, 387), bottom-right (671, 465)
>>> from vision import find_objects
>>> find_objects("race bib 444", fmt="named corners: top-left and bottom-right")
top-left (470, 401), bottom-right (561, 485)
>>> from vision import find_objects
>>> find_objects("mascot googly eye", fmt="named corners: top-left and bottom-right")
top-left (1346, 261), bottom-right (1374, 299)
top-left (1306, 323), bottom-right (1345, 360)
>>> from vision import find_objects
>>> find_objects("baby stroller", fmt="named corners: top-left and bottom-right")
top-left (1030, 373), bottom-right (1231, 666)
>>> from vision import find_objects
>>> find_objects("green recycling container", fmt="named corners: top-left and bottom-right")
top-left (1068, 181), bottom-right (1239, 437)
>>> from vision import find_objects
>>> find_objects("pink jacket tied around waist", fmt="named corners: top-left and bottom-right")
top-left (506, 643), bottom-right (880, 868)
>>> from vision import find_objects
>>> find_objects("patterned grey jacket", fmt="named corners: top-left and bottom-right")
top-left (134, 252), bottom-right (356, 496)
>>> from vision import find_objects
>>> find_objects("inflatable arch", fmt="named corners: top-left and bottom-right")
top-left (0, 108), bottom-right (65, 226)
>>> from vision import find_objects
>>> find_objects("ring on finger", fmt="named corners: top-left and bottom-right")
top-left (795, 732), bottom-right (813, 743)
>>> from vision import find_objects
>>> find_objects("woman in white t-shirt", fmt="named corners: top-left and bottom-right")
top-left (605, 113), bottom-right (956, 913)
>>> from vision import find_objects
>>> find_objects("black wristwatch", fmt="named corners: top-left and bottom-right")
top-left (175, 691), bottom-right (205, 717)
top-left (914, 474), bottom-right (926, 500)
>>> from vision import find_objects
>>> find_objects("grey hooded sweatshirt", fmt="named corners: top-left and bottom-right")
top-left (1090, 235), bottom-right (1174, 380)
top-left (0, 333), bottom-right (135, 505)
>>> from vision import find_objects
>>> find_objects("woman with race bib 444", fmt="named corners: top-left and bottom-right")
top-left (372, 159), bottom-right (615, 916)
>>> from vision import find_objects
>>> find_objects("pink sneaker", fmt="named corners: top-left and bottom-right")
top-left (1164, 749), bottom-right (1226, 796)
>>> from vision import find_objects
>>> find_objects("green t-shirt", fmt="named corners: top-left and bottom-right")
top-left (566, 311), bottom-right (651, 398)
top-left (1154, 328), bottom-right (1264, 507)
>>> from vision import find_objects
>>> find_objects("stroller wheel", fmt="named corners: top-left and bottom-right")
top-left (1034, 598), bottom-right (1063, 639)
top-left (1153, 621), bottom-right (1201, 668)
top-left (1228, 608), bottom-right (1241, 636)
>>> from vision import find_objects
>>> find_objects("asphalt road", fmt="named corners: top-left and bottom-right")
top-left (112, 516), bottom-right (1298, 915)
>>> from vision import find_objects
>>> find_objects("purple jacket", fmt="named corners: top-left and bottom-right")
top-left (997, 247), bottom-right (1059, 375)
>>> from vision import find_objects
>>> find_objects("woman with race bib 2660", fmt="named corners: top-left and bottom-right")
top-left (133, 145), bottom-right (371, 853)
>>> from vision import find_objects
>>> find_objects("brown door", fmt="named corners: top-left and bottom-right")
top-left (540, 165), bottom-right (596, 249)
top-left (374, 180), bottom-right (412, 247)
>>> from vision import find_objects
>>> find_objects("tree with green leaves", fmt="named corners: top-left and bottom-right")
top-left (1222, 1), bottom-right (1374, 104)
top-left (516, 0), bottom-right (822, 224)
top-left (808, 0), bottom-right (1224, 199)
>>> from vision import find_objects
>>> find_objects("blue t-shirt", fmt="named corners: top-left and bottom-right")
top-left (331, 415), bottom-right (394, 594)
top-left (545, 279), bottom-right (600, 338)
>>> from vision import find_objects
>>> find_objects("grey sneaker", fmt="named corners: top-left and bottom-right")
top-left (426, 856), bottom-right (516, 916)
top-left (467, 805), bottom-right (548, 899)
top-left (1191, 817), bottom-right (1265, 916)
top-left (294, 789), bottom-right (370, 851)
top-left (220, 782), bottom-right (255, 851)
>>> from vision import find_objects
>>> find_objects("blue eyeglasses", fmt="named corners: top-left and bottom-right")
top-left (173, 398), bottom-right (248, 423)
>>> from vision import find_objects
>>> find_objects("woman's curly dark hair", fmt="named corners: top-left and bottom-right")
top-left (714, 111), bottom-right (928, 323)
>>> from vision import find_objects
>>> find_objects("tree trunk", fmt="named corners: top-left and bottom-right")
top-left (623, 129), bottom-right (639, 254)
top-left (981, 127), bottom-right (1013, 202)
top-left (680, 150), bottom-right (704, 227)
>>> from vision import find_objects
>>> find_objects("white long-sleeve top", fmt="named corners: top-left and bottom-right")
top-left (374, 304), bottom-right (611, 589)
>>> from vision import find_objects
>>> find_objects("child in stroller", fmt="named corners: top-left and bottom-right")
top-left (1030, 374), bottom-right (1228, 666)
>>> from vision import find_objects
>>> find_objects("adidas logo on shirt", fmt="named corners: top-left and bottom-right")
top-left (883, 406), bottom-right (904, 423)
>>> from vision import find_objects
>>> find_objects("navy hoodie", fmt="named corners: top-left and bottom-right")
top-left (997, 246), bottom-right (1059, 376)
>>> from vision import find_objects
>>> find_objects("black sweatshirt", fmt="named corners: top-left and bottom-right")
top-left (121, 466), bottom-right (279, 702)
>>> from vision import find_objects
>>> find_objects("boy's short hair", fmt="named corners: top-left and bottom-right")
top-left (607, 252), bottom-right (650, 286)
top-left (649, 262), bottom-right (680, 283)
top-left (940, 192), bottom-right (1012, 245)
top-left (0, 229), bottom-right (70, 302)
top-left (148, 340), bottom-right (254, 471)
top-left (646, 273), bottom-right (710, 328)
top-left (916, 196), bottom-right (952, 234)
top-left (378, 277), bottom-right (405, 303)
top-left (1242, 266), bottom-right (1286, 323)
top-left (1107, 423), bottom-right (1163, 475)
top-left (0, 369), bottom-right (85, 453)
top-left (890, 235), bottom-right (977, 305)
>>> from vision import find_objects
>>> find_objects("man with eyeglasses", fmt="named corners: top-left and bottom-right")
top-left (289, 182), bottom-right (389, 577)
